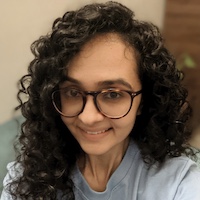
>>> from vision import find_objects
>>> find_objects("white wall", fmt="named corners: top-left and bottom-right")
top-left (0, 0), bottom-right (166, 124)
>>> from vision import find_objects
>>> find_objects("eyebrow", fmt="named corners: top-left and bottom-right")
top-left (63, 76), bottom-right (133, 90)
top-left (97, 79), bottom-right (133, 90)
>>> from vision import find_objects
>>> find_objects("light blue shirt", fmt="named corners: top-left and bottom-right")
top-left (71, 141), bottom-right (200, 200)
top-left (1, 141), bottom-right (200, 199)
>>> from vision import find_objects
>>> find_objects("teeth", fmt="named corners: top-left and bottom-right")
top-left (86, 129), bottom-right (107, 135)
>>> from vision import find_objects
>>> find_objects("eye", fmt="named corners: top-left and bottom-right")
top-left (102, 90), bottom-right (123, 100)
top-left (62, 88), bottom-right (81, 98)
top-left (107, 91), bottom-right (121, 99)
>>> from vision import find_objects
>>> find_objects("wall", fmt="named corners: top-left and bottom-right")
top-left (163, 0), bottom-right (200, 129)
top-left (0, 0), bottom-right (166, 124)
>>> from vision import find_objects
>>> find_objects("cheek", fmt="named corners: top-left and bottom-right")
top-left (113, 110), bottom-right (137, 134)
top-left (114, 101), bottom-right (141, 131)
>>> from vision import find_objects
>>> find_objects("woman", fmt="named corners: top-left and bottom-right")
top-left (1, 1), bottom-right (200, 199)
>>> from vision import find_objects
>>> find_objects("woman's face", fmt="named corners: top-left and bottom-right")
top-left (60, 33), bottom-right (142, 156)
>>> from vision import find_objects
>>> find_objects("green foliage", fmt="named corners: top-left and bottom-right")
top-left (176, 53), bottom-right (197, 70)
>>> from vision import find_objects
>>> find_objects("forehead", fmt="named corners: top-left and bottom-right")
top-left (75, 33), bottom-right (137, 63)
top-left (65, 33), bottom-right (141, 90)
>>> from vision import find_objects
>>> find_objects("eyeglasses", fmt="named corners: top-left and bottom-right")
top-left (52, 87), bottom-right (142, 119)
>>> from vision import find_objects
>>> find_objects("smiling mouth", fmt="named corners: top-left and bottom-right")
top-left (84, 128), bottom-right (111, 135)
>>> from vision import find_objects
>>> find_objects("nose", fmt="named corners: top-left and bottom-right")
top-left (78, 95), bottom-right (104, 125)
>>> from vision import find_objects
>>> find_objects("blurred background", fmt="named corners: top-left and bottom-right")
top-left (162, 0), bottom-right (200, 147)
top-left (163, 0), bottom-right (200, 129)
top-left (0, 0), bottom-right (199, 192)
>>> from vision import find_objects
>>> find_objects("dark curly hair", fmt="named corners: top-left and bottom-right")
top-left (8, 1), bottom-right (192, 199)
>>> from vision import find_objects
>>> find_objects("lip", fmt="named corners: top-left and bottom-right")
top-left (84, 128), bottom-right (110, 135)
top-left (79, 127), bottom-right (111, 140)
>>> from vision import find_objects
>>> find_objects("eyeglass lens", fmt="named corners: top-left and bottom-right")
top-left (52, 88), bottom-right (134, 118)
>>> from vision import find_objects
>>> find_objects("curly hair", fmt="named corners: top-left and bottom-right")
top-left (8, 1), bottom-right (192, 199)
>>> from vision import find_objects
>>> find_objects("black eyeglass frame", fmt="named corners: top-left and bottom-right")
top-left (52, 88), bottom-right (142, 119)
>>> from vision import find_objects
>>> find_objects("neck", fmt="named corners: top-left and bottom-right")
top-left (78, 138), bottom-right (130, 191)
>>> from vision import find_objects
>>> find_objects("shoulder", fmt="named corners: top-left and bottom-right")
top-left (3, 162), bottom-right (23, 185)
top-left (166, 156), bottom-right (200, 185)
top-left (152, 156), bottom-right (200, 199)
top-left (164, 155), bottom-right (199, 170)
top-left (129, 141), bottom-right (200, 182)
top-left (1, 162), bottom-right (23, 200)
top-left (168, 155), bottom-right (200, 174)
top-left (189, 147), bottom-right (200, 168)
top-left (171, 156), bottom-right (200, 200)
top-left (132, 148), bottom-right (200, 199)
top-left (148, 155), bottom-right (200, 184)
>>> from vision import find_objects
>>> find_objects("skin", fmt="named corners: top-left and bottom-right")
top-left (61, 33), bottom-right (142, 191)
